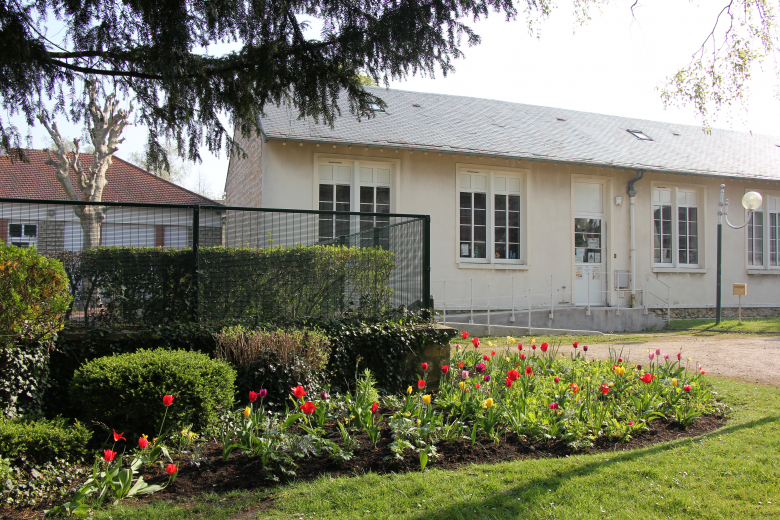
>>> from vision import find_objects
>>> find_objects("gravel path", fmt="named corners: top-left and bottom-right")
top-left (579, 335), bottom-right (780, 386)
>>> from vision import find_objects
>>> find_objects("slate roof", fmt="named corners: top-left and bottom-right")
top-left (261, 87), bottom-right (780, 182)
top-left (0, 150), bottom-right (219, 205)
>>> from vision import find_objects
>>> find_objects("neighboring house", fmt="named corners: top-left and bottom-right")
top-left (225, 87), bottom-right (780, 315)
top-left (0, 150), bottom-right (223, 253)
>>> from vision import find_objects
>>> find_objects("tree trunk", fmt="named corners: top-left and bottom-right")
top-left (77, 205), bottom-right (106, 249)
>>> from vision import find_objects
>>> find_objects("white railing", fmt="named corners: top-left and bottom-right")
top-left (433, 271), bottom-right (671, 331)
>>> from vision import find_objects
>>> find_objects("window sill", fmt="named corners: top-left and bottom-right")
top-left (458, 262), bottom-right (530, 271)
top-left (652, 267), bottom-right (708, 274)
top-left (747, 269), bottom-right (780, 276)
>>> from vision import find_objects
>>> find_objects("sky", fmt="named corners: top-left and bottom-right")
top-left (11, 0), bottom-right (780, 198)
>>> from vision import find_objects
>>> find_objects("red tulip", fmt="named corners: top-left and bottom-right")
top-left (549, 402), bottom-right (559, 410)
top-left (541, 342), bottom-right (549, 352)
top-left (461, 331), bottom-right (469, 339)
top-left (138, 437), bottom-right (149, 449)
top-left (640, 373), bottom-right (655, 384)
top-left (249, 391), bottom-right (259, 402)
top-left (600, 383), bottom-right (610, 395)
top-left (491, 350), bottom-right (496, 356)
top-left (701, 370), bottom-right (705, 375)
top-left (472, 337), bottom-right (480, 348)
top-left (483, 354), bottom-right (490, 361)
top-left (554, 376), bottom-right (559, 383)
top-left (166, 464), bottom-right (177, 475)
top-left (518, 344), bottom-right (523, 350)
top-left (103, 449), bottom-right (117, 462)
top-left (617, 358), bottom-right (623, 363)
top-left (113, 429), bottom-right (126, 442)
top-left (421, 362), bottom-right (429, 372)
top-left (162, 395), bottom-right (174, 406)
top-left (300, 401), bottom-right (317, 414)
top-left (507, 369), bottom-right (520, 381)
top-left (505, 378), bottom-right (513, 388)
top-left (628, 421), bottom-right (634, 426)
top-left (525, 366), bottom-right (533, 375)
top-left (291, 386), bottom-right (306, 398)
top-left (677, 352), bottom-right (682, 360)
top-left (520, 353), bottom-right (526, 360)
top-left (531, 344), bottom-right (536, 350)
top-left (417, 379), bottom-right (426, 389)
top-left (572, 342), bottom-right (579, 349)
top-left (371, 402), bottom-right (379, 414)
top-left (474, 383), bottom-right (480, 389)
top-left (684, 384), bottom-right (692, 393)
top-left (442, 365), bottom-right (450, 374)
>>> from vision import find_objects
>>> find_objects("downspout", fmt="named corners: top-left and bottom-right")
top-left (627, 170), bottom-right (644, 308)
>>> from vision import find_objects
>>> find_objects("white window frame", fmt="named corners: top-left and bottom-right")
top-left (313, 155), bottom-right (399, 242)
top-left (746, 191), bottom-right (780, 272)
top-left (651, 184), bottom-right (704, 269)
top-left (456, 164), bottom-right (528, 268)
top-left (7, 222), bottom-right (38, 248)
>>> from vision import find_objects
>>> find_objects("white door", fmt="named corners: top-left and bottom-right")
top-left (573, 182), bottom-right (606, 305)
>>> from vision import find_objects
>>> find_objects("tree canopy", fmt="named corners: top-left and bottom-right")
top-left (0, 0), bottom-right (522, 170)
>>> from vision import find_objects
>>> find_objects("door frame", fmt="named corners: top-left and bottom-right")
top-left (570, 175), bottom-right (613, 306)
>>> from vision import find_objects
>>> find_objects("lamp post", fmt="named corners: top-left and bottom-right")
top-left (716, 184), bottom-right (762, 324)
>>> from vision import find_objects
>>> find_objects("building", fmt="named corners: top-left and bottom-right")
top-left (0, 150), bottom-right (223, 252)
top-left (225, 87), bottom-right (780, 329)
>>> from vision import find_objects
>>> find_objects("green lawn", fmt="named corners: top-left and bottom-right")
top-left (92, 376), bottom-right (780, 520)
top-left (667, 317), bottom-right (780, 332)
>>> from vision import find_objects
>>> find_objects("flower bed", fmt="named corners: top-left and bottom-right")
top-left (6, 338), bottom-right (724, 517)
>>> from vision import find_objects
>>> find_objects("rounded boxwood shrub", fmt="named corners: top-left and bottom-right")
top-left (69, 349), bottom-right (236, 437)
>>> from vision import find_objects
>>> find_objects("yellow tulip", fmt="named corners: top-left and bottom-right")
top-left (189, 432), bottom-right (197, 439)
top-left (422, 394), bottom-right (431, 405)
top-left (481, 398), bottom-right (494, 409)
top-left (459, 381), bottom-right (466, 390)
top-left (407, 386), bottom-right (413, 395)
top-left (672, 378), bottom-right (678, 387)
top-left (243, 406), bottom-right (251, 418)
top-left (417, 419), bottom-right (422, 426)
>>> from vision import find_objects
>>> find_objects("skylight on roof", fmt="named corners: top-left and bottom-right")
top-left (627, 129), bottom-right (653, 141)
top-left (368, 103), bottom-right (385, 112)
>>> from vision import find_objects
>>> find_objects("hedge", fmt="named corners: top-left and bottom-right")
top-left (69, 349), bottom-right (236, 437)
top-left (0, 416), bottom-right (92, 462)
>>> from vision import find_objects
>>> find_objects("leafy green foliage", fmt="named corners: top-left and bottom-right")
top-left (0, 0), bottom-right (519, 167)
top-left (2, 456), bottom-right (89, 508)
top-left (0, 416), bottom-right (92, 462)
top-left (0, 240), bottom-right (71, 349)
top-left (69, 349), bottom-right (236, 436)
top-left (0, 339), bottom-right (51, 418)
top-left (51, 245), bottom-right (395, 326)
top-left (216, 327), bottom-right (331, 409)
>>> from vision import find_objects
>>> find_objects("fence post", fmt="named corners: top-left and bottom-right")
top-left (510, 276), bottom-right (515, 323)
top-left (192, 205), bottom-right (200, 322)
top-left (422, 216), bottom-right (431, 312)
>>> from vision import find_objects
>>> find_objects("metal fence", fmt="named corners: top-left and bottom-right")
top-left (0, 198), bottom-right (430, 325)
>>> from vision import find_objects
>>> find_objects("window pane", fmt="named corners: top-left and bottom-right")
top-left (23, 225), bottom-right (37, 237)
top-left (9, 224), bottom-right (21, 237)
top-left (508, 195), bottom-right (520, 212)
top-left (508, 243), bottom-right (519, 260)
top-left (474, 226), bottom-right (486, 242)
top-left (495, 195), bottom-right (506, 210)
top-left (460, 192), bottom-right (472, 209)
top-left (360, 186), bottom-right (374, 205)
top-left (495, 243), bottom-right (506, 259)
top-left (495, 227), bottom-right (506, 243)
top-left (376, 187), bottom-right (390, 208)
top-left (508, 228), bottom-right (519, 243)
top-left (460, 225), bottom-right (471, 242)
top-left (508, 211), bottom-right (519, 227)
top-left (474, 193), bottom-right (486, 210)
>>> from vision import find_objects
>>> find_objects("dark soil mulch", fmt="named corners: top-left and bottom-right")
top-left (0, 414), bottom-right (726, 519)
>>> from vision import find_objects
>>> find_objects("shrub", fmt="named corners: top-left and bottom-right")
top-left (0, 416), bottom-right (92, 462)
top-left (69, 349), bottom-right (236, 436)
top-left (0, 340), bottom-right (51, 418)
top-left (0, 240), bottom-right (71, 349)
top-left (216, 327), bottom-right (330, 409)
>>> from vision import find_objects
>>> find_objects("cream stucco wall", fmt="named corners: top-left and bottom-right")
top-left (237, 140), bottom-right (780, 310)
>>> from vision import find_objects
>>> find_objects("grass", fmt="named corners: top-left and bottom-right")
top-left (667, 317), bottom-right (780, 332)
top-left (90, 376), bottom-right (780, 520)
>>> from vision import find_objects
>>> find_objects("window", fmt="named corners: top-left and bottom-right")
top-left (316, 159), bottom-right (394, 245)
top-left (748, 195), bottom-right (780, 269)
top-left (8, 222), bottom-right (37, 248)
top-left (653, 187), bottom-right (700, 267)
top-left (627, 129), bottom-right (653, 141)
top-left (318, 162), bottom-right (352, 242)
top-left (459, 168), bottom-right (524, 264)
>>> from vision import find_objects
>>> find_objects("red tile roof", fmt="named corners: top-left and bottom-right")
top-left (0, 149), bottom-right (220, 205)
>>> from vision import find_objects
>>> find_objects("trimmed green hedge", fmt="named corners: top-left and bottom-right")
top-left (69, 349), bottom-right (235, 437)
top-left (0, 417), bottom-right (92, 462)
top-left (54, 244), bottom-right (395, 326)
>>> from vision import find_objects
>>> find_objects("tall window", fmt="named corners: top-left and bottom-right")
top-left (771, 199), bottom-right (780, 266)
top-left (459, 169), bottom-right (523, 264)
top-left (359, 165), bottom-right (391, 248)
top-left (748, 211), bottom-right (764, 266)
top-left (653, 187), bottom-right (700, 267)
